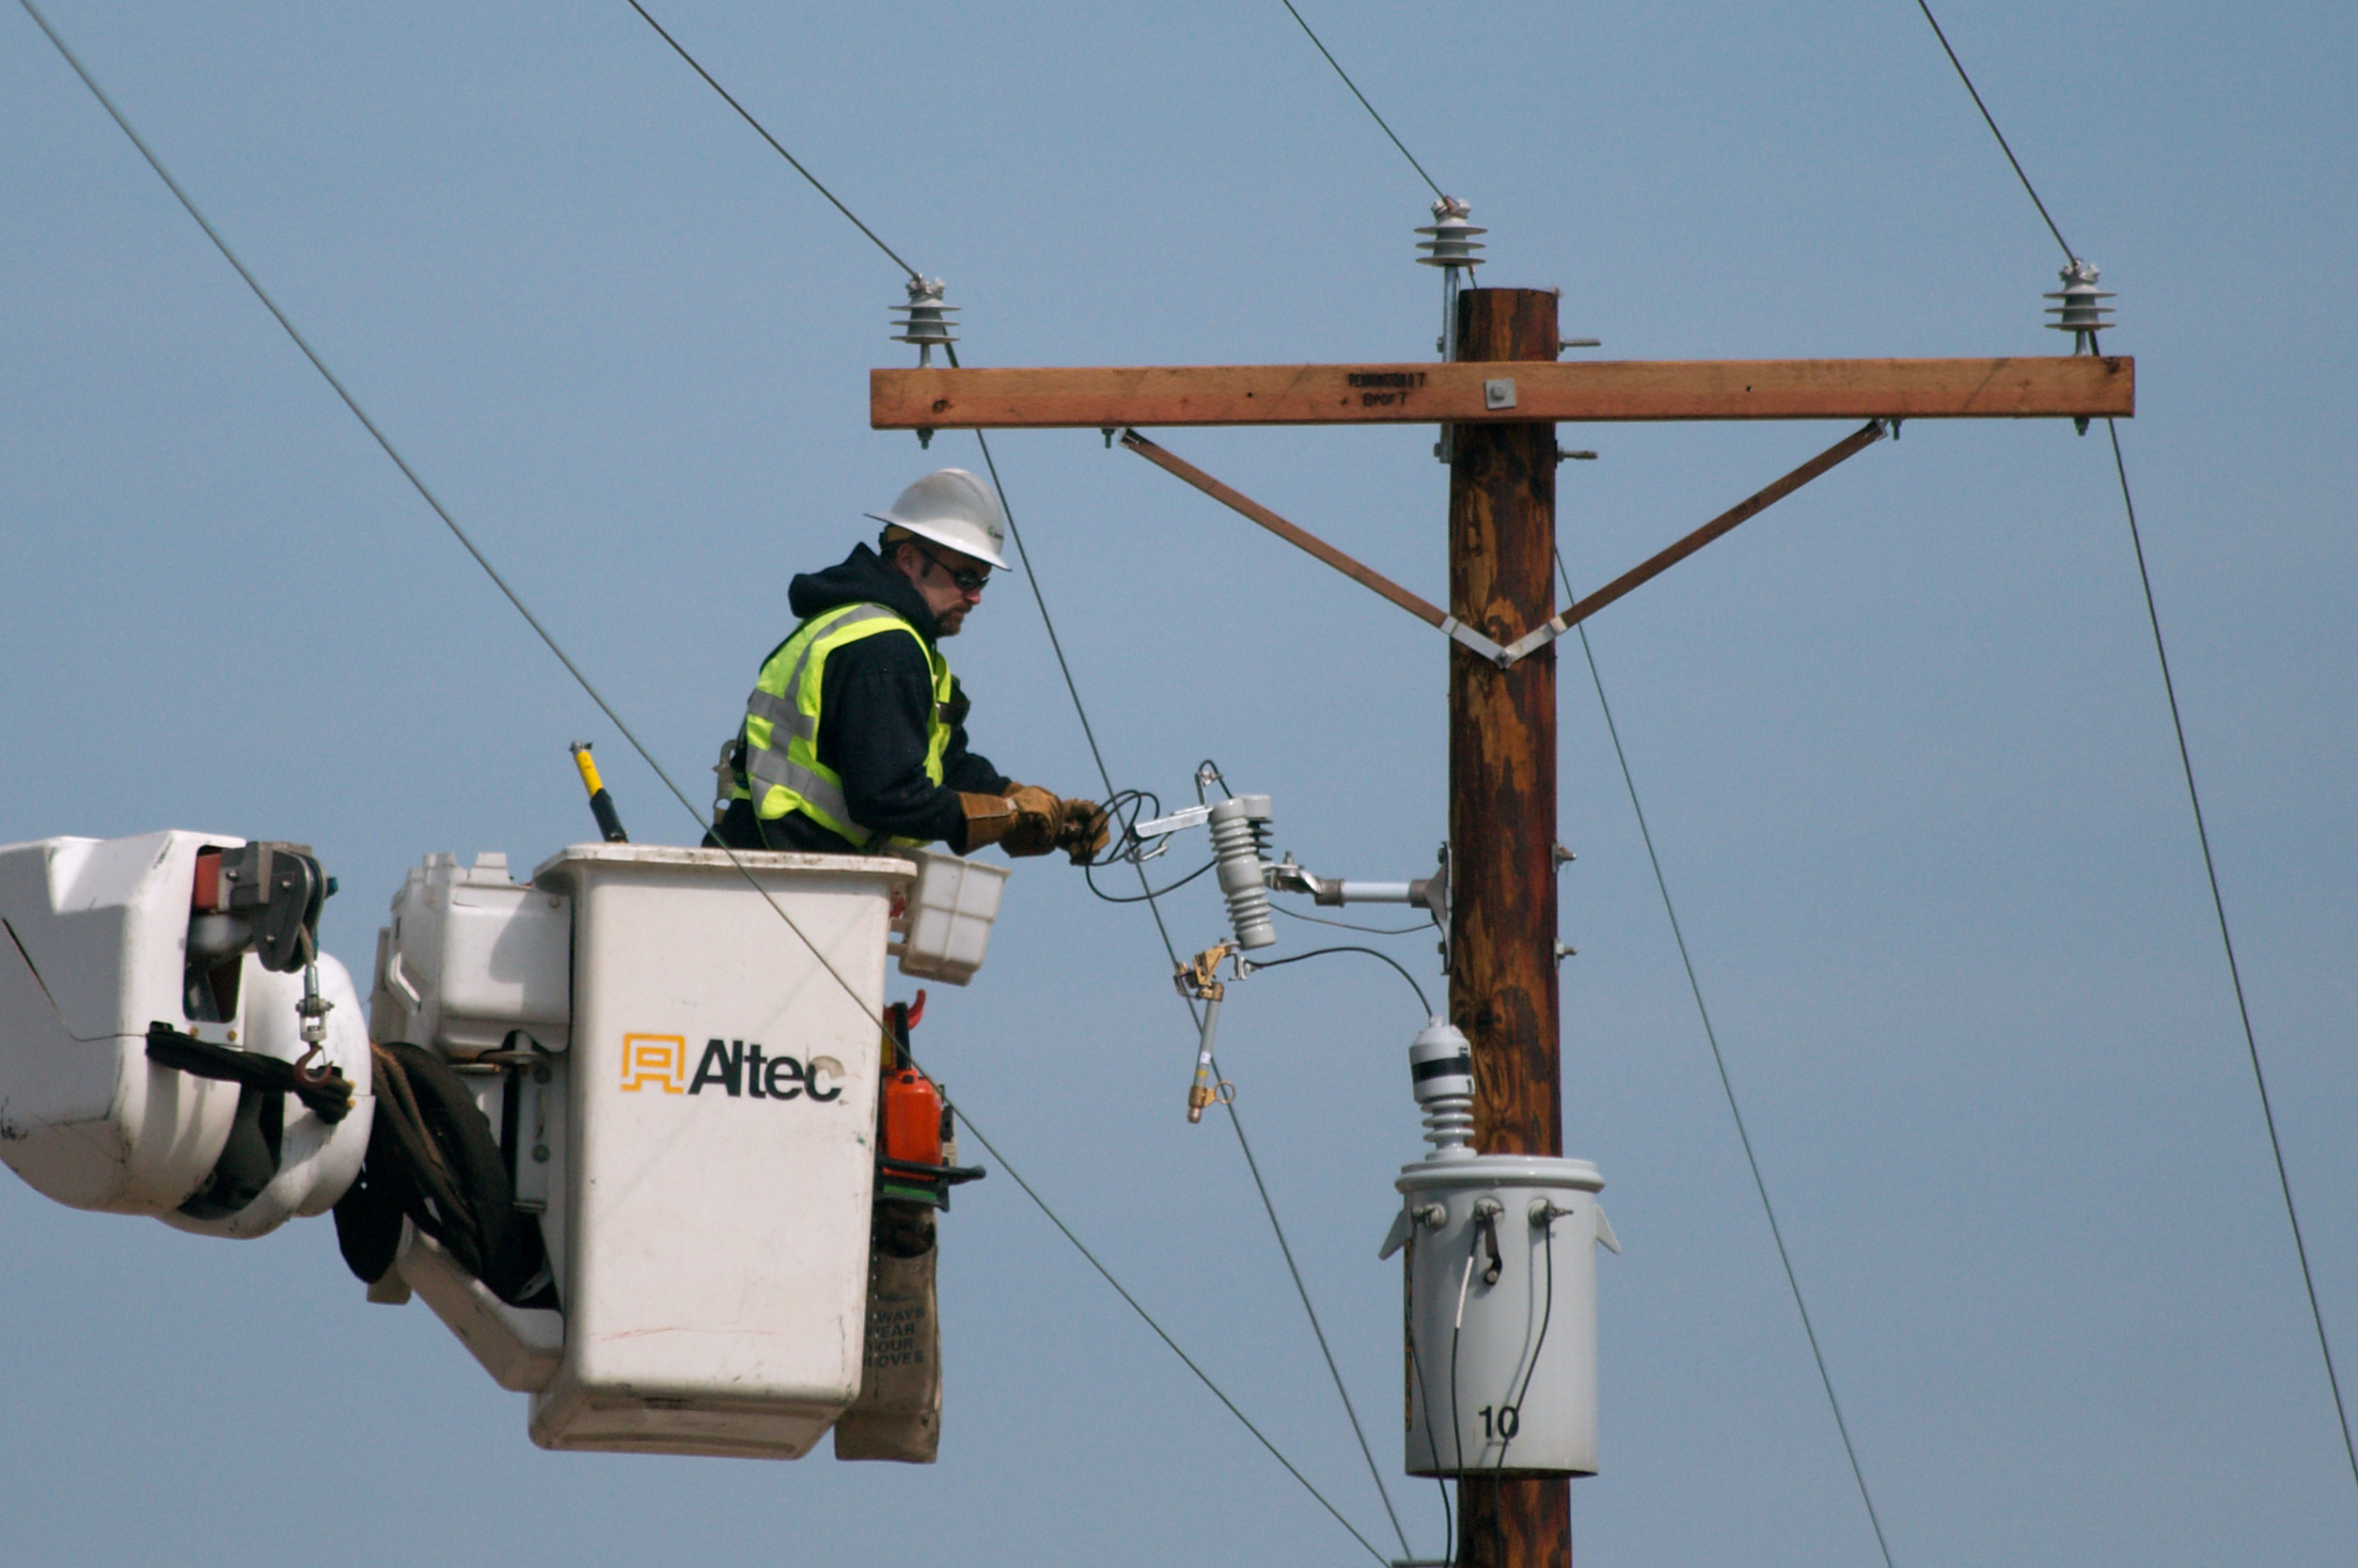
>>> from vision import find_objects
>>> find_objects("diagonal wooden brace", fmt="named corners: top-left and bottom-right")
top-left (1498, 417), bottom-right (1890, 662)
top-left (1124, 419), bottom-right (1888, 667)
top-left (1118, 430), bottom-right (1514, 662)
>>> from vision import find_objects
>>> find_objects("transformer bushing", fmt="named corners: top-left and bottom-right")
top-left (1380, 1019), bottom-right (1618, 1477)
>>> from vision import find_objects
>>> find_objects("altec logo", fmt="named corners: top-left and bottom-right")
top-left (621, 1034), bottom-right (686, 1091)
top-left (618, 1032), bottom-right (844, 1103)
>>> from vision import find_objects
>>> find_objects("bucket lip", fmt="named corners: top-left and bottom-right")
top-left (1396, 1153), bottom-right (1602, 1194)
top-left (532, 842), bottom-right (917, 890)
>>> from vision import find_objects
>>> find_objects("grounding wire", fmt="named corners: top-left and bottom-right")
top-left (1904, 0), bottom-right (2074, 262)
top-left (25, 12), bottom-right (1390, 1553)
top-left (960, 399), bottom-right (1418, 1561)
top-left (1245, 945), bottom-right (1433, 1018)
top-left (1558, 553), bottom-right (1897, 1568)
top-left (622, 0), bottom-right (922, 281)
top-left (1276, 0), bottom-right (1444, 201)
top-left (2105, 421), bottom-right (2358, 1496)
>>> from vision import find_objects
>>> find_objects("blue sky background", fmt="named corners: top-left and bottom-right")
top-left (3, 1), bottom-right (2352, 1563)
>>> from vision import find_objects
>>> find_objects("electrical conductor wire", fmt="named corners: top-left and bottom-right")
top-left (2104, 421), bottom-right (2358, 1496)
top-left (22, 11), bottom-right (1393, 1553)
top-left (10, 0), bottom-right (909, 1062)
top-left (1272, 902), bottom-right (1432, 937)
top-left (589, 13), bottom-right (1415, 1545)
top-left (1246, 945), bottom-right (1433, 1017)
top-left (1276, 0), bottom-right (1444, 200)
top-left (1904, 0), bottom-right (2074, 261)
top-left (962, 414), bottom-right (1418, 1561)
top-left (946, 1105), bottom-right (1391, 1567)
top-left (623, 0), bottom-right (922, 281)
top-left (1560, 554), bottom-right (1896, 1568)
top-left (1895, 2), bottom-right (2355, 1496)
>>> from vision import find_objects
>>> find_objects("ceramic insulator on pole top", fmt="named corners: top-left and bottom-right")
top-left (1417, 197), bottom-right (1486, 368)
top-left (2045, 259), bottom-right (2114, 353)
top-left (893, 276), bottom-right (958, 446)
top-left (892, 276), bottom-right (958, 368)
top-left (1416, 196), bottom-right (1486, 274)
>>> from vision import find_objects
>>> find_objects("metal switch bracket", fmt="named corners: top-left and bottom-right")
top-left (1438, 615), bottom-right (1510, 666)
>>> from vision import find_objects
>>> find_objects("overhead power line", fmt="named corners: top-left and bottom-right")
top-left (1563, 560), bottom-right (1897, 1568)
top-left (12, 0), bottom-right (902, 1042)
top-left (1277, 0), bottom-right (1444, 200)
top-left (624, 0), bottom-right (921, 281)
top-left (22, 5), bottom-right (1391, 1552)
top-left (1905, 0), bottom-right (2075, 261)
top-left (1271, 4), bottom-right (1899, 1555)
top-left (961, 405), bottom-right (1418, 1561)
top-left (607, 7), bottom-right (1416, 1547)
top-left (2104, 422), bottom-right (2358, 1497)
top-left (1895, 0), bottom-right (2358, 1502)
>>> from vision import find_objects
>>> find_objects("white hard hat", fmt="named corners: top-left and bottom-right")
top-left (865, 468), bottom-right (1012, 572)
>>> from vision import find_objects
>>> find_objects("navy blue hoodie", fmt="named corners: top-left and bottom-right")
top-left (714, 544), bottom-right (1010, 854)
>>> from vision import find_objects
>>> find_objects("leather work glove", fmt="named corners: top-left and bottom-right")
top-left (956, 792), bottom-right (1018, 853)
top-left (999, 784), bottom-right (1062, 858)
top-left (1055, 797), bottom-right (1111, 864)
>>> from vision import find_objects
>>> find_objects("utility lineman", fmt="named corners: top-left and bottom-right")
top-left (711, 468), bottom-right (1108, 864)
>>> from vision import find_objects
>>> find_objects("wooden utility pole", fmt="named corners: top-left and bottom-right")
top-left (1449, 288), bottom-right (1569, 1567)
top-left (869, 288), bottom-right (2129, 1568)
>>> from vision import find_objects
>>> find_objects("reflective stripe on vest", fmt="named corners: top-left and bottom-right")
top-left (735, 603), bottom-right (953, 848)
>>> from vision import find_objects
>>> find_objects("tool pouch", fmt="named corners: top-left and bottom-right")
top-left (833, 1211), bottom-right (941, 1464)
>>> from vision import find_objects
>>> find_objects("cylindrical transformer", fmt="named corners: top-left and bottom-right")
top-left (1206, 794), bottom-right (1276, 949)
top-left (1394, 1153), bottom-right (1611, 1478)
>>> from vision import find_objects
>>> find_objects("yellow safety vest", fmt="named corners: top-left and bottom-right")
top-left (731, 603), bottom-right (954, 849)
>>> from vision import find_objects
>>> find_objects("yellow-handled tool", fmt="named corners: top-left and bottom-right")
top-left (570, 743), bottom-right (630, 843)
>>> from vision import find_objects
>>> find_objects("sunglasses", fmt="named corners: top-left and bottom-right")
top-left (913, 541), bottom-right (990, 593)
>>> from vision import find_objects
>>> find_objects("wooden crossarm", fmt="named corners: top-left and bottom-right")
top-left (872, 355), bottom-right (2131, 430)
